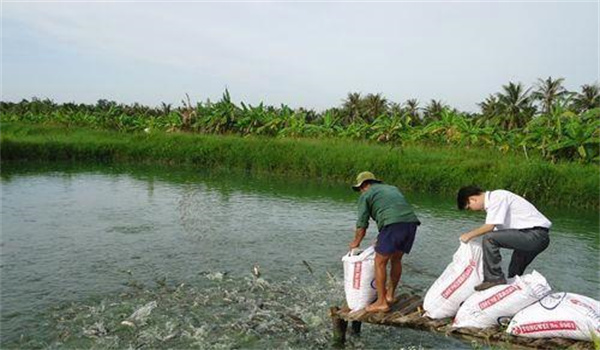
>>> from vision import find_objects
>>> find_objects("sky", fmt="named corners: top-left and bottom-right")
top-left (2, 0), bottom-right (598, 112)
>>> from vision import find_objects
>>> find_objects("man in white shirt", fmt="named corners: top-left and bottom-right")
top-left (457, 186), bottom-right (551, 291)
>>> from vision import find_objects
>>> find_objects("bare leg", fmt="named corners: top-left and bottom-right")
top-left (366, 253), bottom-right (390, 312)
top-left (387, 251), bottom-right (404, 304)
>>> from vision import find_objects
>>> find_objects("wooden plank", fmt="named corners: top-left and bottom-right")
top-left (331, 293), bottom-right (595, 350)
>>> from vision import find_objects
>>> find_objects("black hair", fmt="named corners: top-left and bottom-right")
top-left (457, 185), bottom-right (484, 210)
top-left (361, 179), bottom-right (382, 188)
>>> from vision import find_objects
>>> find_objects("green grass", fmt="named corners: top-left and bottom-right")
top-left (2, 122), bottom-right (598, 209)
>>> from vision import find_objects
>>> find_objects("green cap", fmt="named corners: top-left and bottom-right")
top-left (352, 171), bottom-right (381, 191)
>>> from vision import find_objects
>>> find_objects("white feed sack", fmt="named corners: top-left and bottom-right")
top-left (423, 239), bottom-right (484, 319)
top-left (452, 270), bottom-right (551, 328)
top-left (342, 246), bottom-right (377, 312)
top-left (507, 292), bottom-right (600, 341)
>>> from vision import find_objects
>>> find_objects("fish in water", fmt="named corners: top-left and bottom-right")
top-left (128, 301), bottom-right (157, 322)
top-left (325, 270), bottom-right (336, 283)
top-left (120, 320), bottom-right (135, 327)
top-left (302, 260), bottom-right (313, 274)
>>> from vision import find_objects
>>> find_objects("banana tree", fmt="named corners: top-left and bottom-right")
top-left (236, 102), bottom-right (269, 136)
top-left (369, 114), bottom-right (404, 144)
top-left (314, 109), bottom-right (342, 137)
top-left (200, 90), bottom-right (240, 134)
top-left (338, 120), bottom-right (371, 140)
top-left (545, 112), bottom-right (600, 163)
top-left (278, 111), bottom-right (320, 138)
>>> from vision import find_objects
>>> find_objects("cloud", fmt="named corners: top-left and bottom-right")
top-left (2, 1), bottom-right (598, 110)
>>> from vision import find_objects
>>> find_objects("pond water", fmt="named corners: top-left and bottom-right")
top-left (1, 162), bottom-right (598, 349)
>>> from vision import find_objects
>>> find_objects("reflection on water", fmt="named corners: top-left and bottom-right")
top-left (1, 162), bottom-right (598, 348)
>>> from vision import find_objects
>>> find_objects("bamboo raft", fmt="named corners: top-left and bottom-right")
top-left (330, 292), bottom-right (594, 349)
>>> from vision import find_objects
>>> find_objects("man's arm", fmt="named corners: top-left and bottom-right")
top-left (351, 192), bottom-right (370, 249)
top-left (460, 224), bottom-right (495, 243)
top-left (349, 227), bottom-right (366, 249)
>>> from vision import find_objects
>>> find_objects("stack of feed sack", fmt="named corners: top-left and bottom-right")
top-left (423, 239), bottom-right (483, 319)
top-left (507, 292), bottom-right (600, 341)
top-left (452, 270), bottom-right (551, 328)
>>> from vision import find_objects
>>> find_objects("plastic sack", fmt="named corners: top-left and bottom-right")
top-left (342, 246), bottom-right (377, 311)
top-left (423, 240), bottom-right (483, 319)
top-left (453, 270), bottom-right (551, 328)
top-left (506, 292), bottom-right (600, 341)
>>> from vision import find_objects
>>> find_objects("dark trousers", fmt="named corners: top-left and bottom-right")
top-left (482, 227), bottom-right (550, 281)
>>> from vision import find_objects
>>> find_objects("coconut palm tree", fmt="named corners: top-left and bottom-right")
top-left (404, 99), bottom-right (421, 125)
top-left (531, 77), bottom-right (569, 115)
top-left (160, 102), bottom-right (172, 116)
top-left (571, 84), bottom-right (600, 113)
top-left (341, 92), bottom-right (363, 125)
top-left (363, 93), bottom-right (388, 123)
top-left (388, 102), bottom-right (403, 116)
top-left (495, 82), bottom-right (536, 130)
top-left (475, 95), bottom-right (502, 123)
top-left (423, 99), bottom-right (445, 124)
top-left (478, 94), bottom-right (501, 121)
top-left (388, 101), bottom-right (415, 127)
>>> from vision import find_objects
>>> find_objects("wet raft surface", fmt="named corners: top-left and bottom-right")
top-left (331, 292), bottom-right (594, 349)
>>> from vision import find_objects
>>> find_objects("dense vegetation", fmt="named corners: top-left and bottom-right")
top-left (2, 78), bottom-right (599, 164)
top-left (2, 123), bottom-right (598, 209)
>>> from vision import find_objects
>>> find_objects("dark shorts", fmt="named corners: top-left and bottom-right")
top-left (375, 222), bottom-right (419, 256)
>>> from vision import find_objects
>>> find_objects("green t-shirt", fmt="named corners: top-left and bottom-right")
top-left (356, 183), bottom-right (420, 231)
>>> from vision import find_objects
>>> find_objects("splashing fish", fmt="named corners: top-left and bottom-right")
top-left (128, 301), bottom-right (157, 322)
top-left (302, 260), bottom-right (313, 274)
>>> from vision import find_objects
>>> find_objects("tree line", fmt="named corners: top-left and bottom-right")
top-left (2, 77), bottom-right (599, 163)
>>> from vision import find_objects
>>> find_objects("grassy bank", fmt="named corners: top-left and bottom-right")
top-left (2, 123), bottom-right (598, 209)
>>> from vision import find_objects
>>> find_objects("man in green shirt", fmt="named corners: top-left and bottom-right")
top-left (349, 171), bottom-right (420, 313)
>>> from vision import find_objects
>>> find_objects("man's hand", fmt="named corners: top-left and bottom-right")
top-left (350, 227), bottom-right (366, 250)
top-left (460, 232), bottom-right (473, 243)
top-left (460, 224), bottom-right (495, 243)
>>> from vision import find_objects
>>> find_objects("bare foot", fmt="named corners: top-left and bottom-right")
top-left (386, 293), bottom-right (398, 305)
top-left (365, 301), bottom-right (390, 313)
top-left (386, 287), bottom-right (399, 304)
